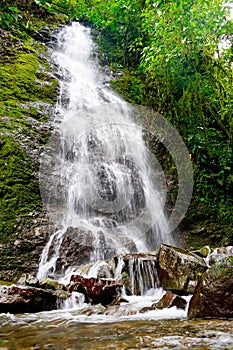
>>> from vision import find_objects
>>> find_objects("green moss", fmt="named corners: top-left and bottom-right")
top-left (0, 26), bottom-right (59, 246)
top-left (0, 280), bottom-right (13, 286)
top-left (0, 52), bottom-right (58, 106)
top-left (110, 69), bottom-right (145, 105)
top-left (0, 136), bottom-right (42, 241)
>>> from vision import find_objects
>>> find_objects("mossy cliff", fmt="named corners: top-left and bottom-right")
top-left (0, 3), bottom-right (66, 281)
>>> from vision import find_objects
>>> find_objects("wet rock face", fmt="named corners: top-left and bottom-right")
top-left (0, 23), bottom-right (59, 281)
top-left (69, 275), bottom-right (123, 306)
top-left (51, 227), bottom-right (95, 275)
top-left (0, 285), bottom-right (60, 314)
top-left (188, 256), bottom-right (233, 319)
top-left (158, 244), bottom-right (208, 294)
top-left (0, 211), bottom-right (55, 282)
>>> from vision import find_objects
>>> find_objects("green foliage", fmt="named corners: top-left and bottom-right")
top-left (138, 1), bottom-right (233, 221)
top-left (0, 0), bottom-right (67, 33)
top-left (88, 0), bottom-right (143, 66)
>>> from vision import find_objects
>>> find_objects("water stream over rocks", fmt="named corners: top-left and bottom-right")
top-left (0, 23), bottom-right (232, 349)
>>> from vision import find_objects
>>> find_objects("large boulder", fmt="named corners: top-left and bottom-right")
top-left (0, 285), bottom-right (66, 314)
top-left (69, 275), bottom-right (123, 306)
top-left (188, 256), bottom-right (233, 319)
top-left (158, 244), bottom-right (208, 294)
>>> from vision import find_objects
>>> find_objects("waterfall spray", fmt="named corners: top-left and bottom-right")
top-left (38, 23), bottom-right (192, 281)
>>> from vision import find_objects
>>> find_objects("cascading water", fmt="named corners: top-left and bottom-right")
top-left (38, 22), bottom-right (176, 282)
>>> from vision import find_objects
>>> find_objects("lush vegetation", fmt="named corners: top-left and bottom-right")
top-left (1, 0), bottom-right (232, 248)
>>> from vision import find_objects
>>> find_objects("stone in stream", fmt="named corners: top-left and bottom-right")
top-left (153, 291), bottom-right (187, 310)
top-left (188, 256), bottom-right (233, 319)
top-left (68, 275), bottom-right (123, 306)
top-left (0, 285), bottom-right (68, 314)
top-left (158, 244), bottom-right (208, 294)
top-left (140, 291), bottom-right (187, 313)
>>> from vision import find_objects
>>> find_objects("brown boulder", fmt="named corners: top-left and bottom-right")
top-left (188, 256), bottom-right (233, 319)
top-left (0, 285), bottom-right (62, 314)
top-left (69, 275), bottom-right (123, 306)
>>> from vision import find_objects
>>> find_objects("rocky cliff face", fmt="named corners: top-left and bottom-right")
top-left (0, 8), bottom-right (65, 281)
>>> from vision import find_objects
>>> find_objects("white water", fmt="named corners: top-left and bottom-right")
top-left (38, 22), bottom-right (177, 282)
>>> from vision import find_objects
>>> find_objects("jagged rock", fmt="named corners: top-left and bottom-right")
top-left (54, 227), bottom-right (95, 273)
top-left (17, 273), bottom-right (39, 287)
top-left (67, 282), bottom-right (89, 302)
top-left (140, 291), bottom-right (187, 313)
top-left (153, 291), bottom-right (187, 310)
top-left (158, 244), bottom-right (208, 294)
top-left (34, 26), bottom-right (53, 43)
top-left (69, 275), bottom-right (123, 306)
top-left (188, 256), bottom-right (233, 319)
top-left (0, 285), bottom-right (59, 314)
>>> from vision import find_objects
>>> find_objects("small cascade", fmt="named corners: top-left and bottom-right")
top-left (112, 254), bottom-right (160, 296)
top-left (38, 22), bottom-right (177, 282)
top-left (60, 292), bottom-right (85, 310)
top-left (58, 253), bottom-right (160, 298)
top-left (128, 257), bottom-right (159, 295)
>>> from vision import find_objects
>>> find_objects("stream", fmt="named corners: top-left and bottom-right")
top-left (0, 311), bottom-right (232, 349)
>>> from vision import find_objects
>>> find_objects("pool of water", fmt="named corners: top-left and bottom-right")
top-left (1, 305), bottom-right (232, 349)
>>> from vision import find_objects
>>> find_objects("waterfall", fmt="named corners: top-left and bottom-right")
top-left (38, 22), bottom-right (176, 281)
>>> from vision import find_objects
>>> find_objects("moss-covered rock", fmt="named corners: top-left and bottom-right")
top-left (0, 5), bottom-right (65, 281)
top-left (188, 256), bottom-right (233, 319)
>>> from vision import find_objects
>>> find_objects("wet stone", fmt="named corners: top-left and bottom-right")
top-left (69, 275), bottom-right (123, 306)
top-left (0, 285), bottom-right (59, 314)
top-left (158, 244), bottom-right (208, 294)
top-left (188, 256), bottom-right (233, 319)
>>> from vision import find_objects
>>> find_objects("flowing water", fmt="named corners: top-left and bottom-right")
top-left (38, 22), bottom-right (175, 281)
top-left (0, 311), bottom-right (232, 349)
top-left (1, 23), bottom-right (232, 349)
